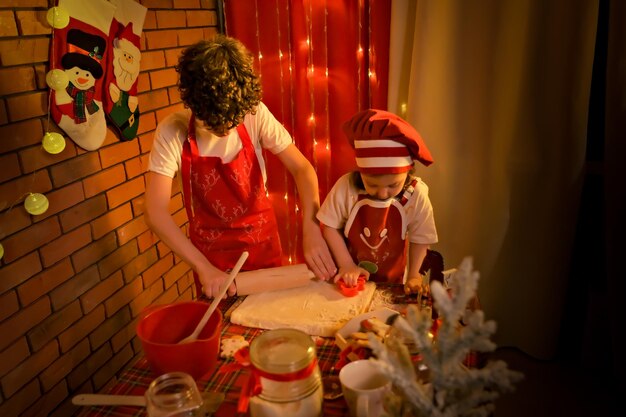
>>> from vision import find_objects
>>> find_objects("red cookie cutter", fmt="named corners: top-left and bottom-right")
top-left (336, 276), bottom-right (366, 297)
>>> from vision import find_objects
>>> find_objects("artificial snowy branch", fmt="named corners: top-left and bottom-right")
top-left (369, 256), bottom-right (523, 417)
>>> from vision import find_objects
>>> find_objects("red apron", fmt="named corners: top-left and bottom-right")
top-left (181, 114), bottom-right (282, 295)
top-left (344, 179), bottom-right (418, 284)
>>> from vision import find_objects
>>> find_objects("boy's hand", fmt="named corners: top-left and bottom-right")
top-left (198, 268), bottom-right (236, 299)
top-left (303, 223), bottom-right (337, 280)
top-left (404, 274), bottom-right (430, 298)
top-left (334, 266), bottom-right (370, 287)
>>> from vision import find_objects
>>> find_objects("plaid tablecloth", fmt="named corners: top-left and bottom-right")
top-left (76, 287), bottom-right (480, 417)
top-left (76, 296), bottom-right (352, 417)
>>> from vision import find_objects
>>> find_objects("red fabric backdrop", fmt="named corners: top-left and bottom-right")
top-left (224, 0), bottom-right (390, 263)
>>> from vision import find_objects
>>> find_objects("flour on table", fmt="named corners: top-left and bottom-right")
top-left (230, 280), bottom-right (376, 337)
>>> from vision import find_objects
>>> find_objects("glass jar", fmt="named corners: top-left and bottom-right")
top-left (145, 372), bottom-right (203, 417)
top-left (249, 328), bottom-right (323, 417)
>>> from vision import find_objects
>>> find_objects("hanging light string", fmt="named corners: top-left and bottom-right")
top-left (24, 3), bottom-right (71, 212)
top-left (254, 0), bottom-right (263, 75)
top-left (367, 0), bottom-right (373, 109)
top-left (305, 0), bottom-right (318, 173)
top-left (274, 0), bottom-right (294, 263)
top-left (285, 0), bottom-right (300, 263)
top-left (43, 3), bottom-right (67, 154)
top-left (322, 0), bottom-right (331, 194)
top-left (46, 3), bottom-right (56, 138)
top-left (1, 2), bottom-right (66, 259)
top-left (356, 0), bottom-right (363, 112)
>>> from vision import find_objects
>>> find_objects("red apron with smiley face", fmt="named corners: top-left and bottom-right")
top-left (343, 179), bottom-right (418, 284)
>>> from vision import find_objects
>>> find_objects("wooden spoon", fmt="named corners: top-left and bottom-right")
top-left (72, 392), bottom-right (225, 413)
top-left (178, 251), bottom-right (249, 344)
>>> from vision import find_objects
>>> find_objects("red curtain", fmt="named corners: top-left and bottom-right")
top-left (224, 0), bottom-right (390, 263)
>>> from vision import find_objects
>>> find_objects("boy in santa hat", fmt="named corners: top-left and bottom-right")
top-left (317, 109), bottom-right (438, 295)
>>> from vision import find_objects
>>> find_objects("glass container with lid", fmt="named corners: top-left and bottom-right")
top-left (145, 372), bottom-right (203, 417)
top-left (249, 328), bottom-right (323, 417)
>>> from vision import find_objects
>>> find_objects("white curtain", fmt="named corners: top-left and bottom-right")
top-left (388, 0), bottom-right (599, 358)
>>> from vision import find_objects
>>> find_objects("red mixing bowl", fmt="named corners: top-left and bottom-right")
top-left (137, 301), bottom-right (222, 380)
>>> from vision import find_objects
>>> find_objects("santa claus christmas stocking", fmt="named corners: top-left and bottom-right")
top-left (104, 0), bottom-right (147, 141)
top-left (49, 0), bottom-right (115, 151)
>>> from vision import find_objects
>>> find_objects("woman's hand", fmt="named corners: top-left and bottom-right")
top-left (303, 221), bottom-right (337, 281)
top-left (334, 265), bottom-right (369, 287)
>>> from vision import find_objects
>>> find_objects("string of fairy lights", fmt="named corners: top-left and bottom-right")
top-left (222, 0), bottom-right (375, 265)
top-left (273, 0), bottom-right (296, 263)
top-left (0, 4), bottom-right (71, 262)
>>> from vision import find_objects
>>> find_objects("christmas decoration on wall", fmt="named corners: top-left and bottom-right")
top-left (23, 193), bottom-right (50, 216)
top-left (48, 0), bottom-right (115, 151)
top-left (42, 132), bottom-right (66, 154)
top-left (369, 257), bottom-right (523, 417)
top-left (47, 0), bottom-right (146, 151)
top-left (104, 0), bottom-right (146, 141)
top-left (46, 5), bottom-right (69, 28)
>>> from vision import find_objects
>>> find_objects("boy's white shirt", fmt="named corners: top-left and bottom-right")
top-left (148, 101), bottom-right (292, 185)
top-left (317, 172), bottom-right (438, 245)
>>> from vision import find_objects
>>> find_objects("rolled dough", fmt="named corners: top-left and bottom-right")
top-left (230, 280), bottom-right (376, 337)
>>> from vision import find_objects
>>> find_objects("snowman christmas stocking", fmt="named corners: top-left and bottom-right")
top-left (104, 0), bottom-right (147, 141)
top-left (49, 0), bottom-right (115, 151)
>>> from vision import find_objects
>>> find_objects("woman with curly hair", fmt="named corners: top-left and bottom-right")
top-left (145, 35), bottom-right (336, 299)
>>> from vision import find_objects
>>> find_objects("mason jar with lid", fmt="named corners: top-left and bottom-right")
top-left (249, 328), bottom-right (323, 417)
top-left (145, 372), bottom-right (203, 417)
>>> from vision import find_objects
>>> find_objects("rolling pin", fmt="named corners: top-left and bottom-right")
top-left (235, 263), bottom-right (316, 295)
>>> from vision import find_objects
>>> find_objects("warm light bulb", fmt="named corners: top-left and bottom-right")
top-left (46, 69), bottom-right (69, 91)
top-left (46, 6), bottom-right (69, 29)
top-left (24, 193), bottom-right (49, 216)
top-left (283, 193), bottom-right (288, 201)
top-left (258, 52), bottom-right (263, 60)
top-left (42, 132), bottom-right (66, 154)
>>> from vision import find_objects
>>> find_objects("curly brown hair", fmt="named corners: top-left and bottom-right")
top-left (176, 35), bottom-right (262, 135)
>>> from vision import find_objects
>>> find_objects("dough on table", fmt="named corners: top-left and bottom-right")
top-left (230, 279), bottom-right (376, 337)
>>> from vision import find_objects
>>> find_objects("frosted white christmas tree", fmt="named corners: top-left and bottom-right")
top-left (369, 257), bottom-right (523, 417)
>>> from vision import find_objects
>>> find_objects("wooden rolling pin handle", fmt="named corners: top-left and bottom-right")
top-left (235, 263), bottom-right (315, 295)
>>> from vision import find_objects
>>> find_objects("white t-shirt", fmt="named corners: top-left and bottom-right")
top-left (317, 172), bottom-right (438, 244)
top-left (148, 102), bottom-right (292, 184)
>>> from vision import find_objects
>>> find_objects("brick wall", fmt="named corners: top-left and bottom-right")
top-left (0, 1), bottom-right (219, 415)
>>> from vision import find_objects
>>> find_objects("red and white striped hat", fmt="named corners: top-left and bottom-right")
top-left (342, 109), bottom-right (434, 174)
